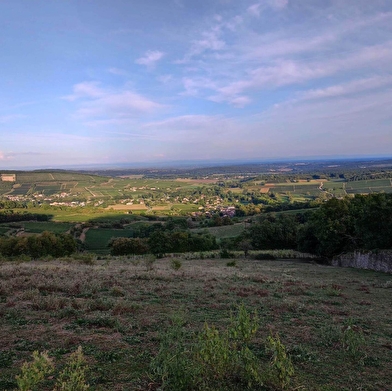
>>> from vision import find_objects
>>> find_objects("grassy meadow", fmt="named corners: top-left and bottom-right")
top-left (0, 256), bottom-right (391, 390)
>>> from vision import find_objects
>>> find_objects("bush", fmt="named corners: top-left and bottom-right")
top-left (170, 258), bottom-right (182, 271)
top-left (15, 347), bottom-right (89, 391)
top-left (16, 351), bottom-right (54, 391)
top-left (341, 321), bottom-right (366, 360)
top-left (220, 249), bottom-right (234, 259)
top-left (265, 333), bottom-right (294, 389)
top-left (151, 304), bottom-right (291, 390)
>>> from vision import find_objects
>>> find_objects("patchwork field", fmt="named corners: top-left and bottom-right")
top-left (0, 257), bottom-right (391, 390)
top-left (84, 228), bottom-right (133, 254)
top-left (21, 221), bottom-right (72, 234)
top-left (1, 171), bottom-right (392, 206)
top-left (192, 223), bottom-right (245, 239)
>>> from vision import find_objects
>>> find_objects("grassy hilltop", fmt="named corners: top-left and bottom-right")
top-left (0, 256), bottom-right (391, 390)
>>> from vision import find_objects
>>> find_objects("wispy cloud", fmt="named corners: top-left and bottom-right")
top-left (0, 151), bottom-right (11, 161)
top-left (108, 67), bottom-right (128, 76)
top-left (157, 74), bottom-right (173, 84)
top-left (180, 77), bottom-right (217, 96)
top-left (135, 50), bottom-right (164, 68)
top-left (176, 23), bottom-right (226, 63)
top-left (0, 114), bottom-right (25, 123)
top-left (248, 0), bottom-right (288, 17)
top-left (271, 0), bottom-right (288, 10)
top-left (175, 4), bottom-right (392, 107)
top-left (64, 82), bottom-right (164, 124)
top-left (248, 3), bottom-right (262, 17)
top-left (63, 81), bottom-right (104, 101)
top-left (298, 76), bottom-right (392, 101)
top-left (199, 39), bottom-right (392, 106)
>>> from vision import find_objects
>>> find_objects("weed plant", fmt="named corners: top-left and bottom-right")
top-left (15, 347), bottom-right (89, 391)
top-left (151, 304), bottom-right (293, 390)
top-left (170, 258), bottom-right (182, 271)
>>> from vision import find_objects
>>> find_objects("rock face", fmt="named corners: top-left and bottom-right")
top-left (332, 251), bottom-right (392, 273)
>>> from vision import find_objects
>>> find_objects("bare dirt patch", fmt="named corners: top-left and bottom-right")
top-left (176, 178), bottom-right (218, 184)
top-left (108, 204), bottom-right (148, 210)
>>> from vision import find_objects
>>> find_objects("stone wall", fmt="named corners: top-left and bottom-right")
top-left (332, 251), bottom-right (392, 273)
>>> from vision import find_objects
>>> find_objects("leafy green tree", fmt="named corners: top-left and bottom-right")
top-left (109, 237), bottom-right (149, 255)
top-left (246, 214), bottom-right (298, 250)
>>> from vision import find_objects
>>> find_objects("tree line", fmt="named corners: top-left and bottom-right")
top-left (237, 193), bottom-right (392, 258)
top-left (0, 211), bottom-right (52, 223)
top-left (109, 220), bottom-right (218, 256)
top-left (0, 231), bottom-right (77, 259)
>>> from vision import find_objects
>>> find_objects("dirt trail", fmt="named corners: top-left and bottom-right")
top-left (79, 227), bottom-right (90, 242)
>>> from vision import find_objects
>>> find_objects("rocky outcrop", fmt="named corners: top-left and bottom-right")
top-left (332, 251), bottom-right (392, 273)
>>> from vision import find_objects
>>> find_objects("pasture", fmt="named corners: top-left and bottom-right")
top-left (0, 257), bottom-right (390, 390)
top-left (192, 223), bottom-right (245, 239)
top-left (21, 221), bottom-right (72, 234)
top-left (84, 228), bottom-right (133, 254)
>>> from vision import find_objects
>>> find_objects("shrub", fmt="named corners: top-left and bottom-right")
top-left (15, 347), bottom-right (89, 391)
top-left (151, 304), bottom-right (267, 390)
top-left (265, 333), bottom-right (294, 390)
top-left (170, 258), bottom-right (182, 271)
top-left (219, 249), bottom-right (234, 259)
top-left (144, 255), bottom-right (156, 271)
top-left (54, 347), bottom-right (89, 391)
top-left (341, 321), bottom-right (366, 360)
top-left (16, 351), bottom-right (54, 391)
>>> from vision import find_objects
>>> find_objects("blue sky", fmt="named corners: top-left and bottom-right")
top-left (1, 0), bottom-right (392, 169)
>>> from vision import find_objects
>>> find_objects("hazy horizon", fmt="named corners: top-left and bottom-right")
top-left (1, 0), bottom-right (392, 169)
top-left (2, 155), bottom-right (392, 172)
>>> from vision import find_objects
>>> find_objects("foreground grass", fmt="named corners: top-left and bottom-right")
top-left (0, 257), bottom-right (391, 390)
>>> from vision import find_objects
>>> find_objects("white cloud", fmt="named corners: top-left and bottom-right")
top-left (65, 82), bottom-right (164, 123)
top-left (173, 3), bottom-right (392, 107)
top-left (299, 76), bottom-right (392, 101)
top-left (157, 74), bottom-right (173, 84)
top-left (209, 93), bottom-right (251, 108)
top-left (248, 3), bottom-right (262, 17)
top-left (63, 81), bottom-right (104, 101)
top-left (248, 0), bottom-right (288, 17)
top-left (177, 23), bottom-right (226, 63)
top-left (228, 96), bottom-right (251, 108)
top-left (202, 39), bottom-right (392, 106)
top-left (135, 50), bottom-right (164, 68)
top-left (108, 67), bottom-right (128, 76)
top-left (193, 30), bottom-right (225, 53)
top-left (270, 0), bottom-right (288, 10)
top-left (225, 15), bottom-right (243, 31)
top-left (180, 77), bottom-right (217, 96)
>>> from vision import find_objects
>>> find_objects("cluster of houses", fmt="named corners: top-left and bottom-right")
top-left (0, 174), bottom-right (16, 182)
top-left (192, 205), bottom-right (236, 219)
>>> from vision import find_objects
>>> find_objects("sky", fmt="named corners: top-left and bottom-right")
top-left (1, 0), bottom-right (392, 169)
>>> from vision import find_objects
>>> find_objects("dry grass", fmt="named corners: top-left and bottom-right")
top-left (0, 257), bottom-right (391, 390)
